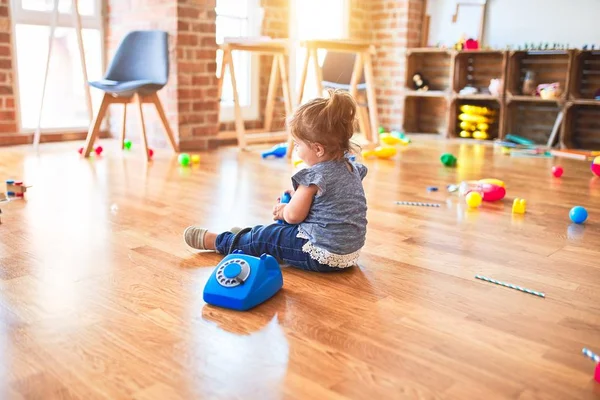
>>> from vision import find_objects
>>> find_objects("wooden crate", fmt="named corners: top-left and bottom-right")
top-left (402, 96), bottom-right (449, 136)
top-left (450, 99), bottom-right (502, 140)
top-left (505, 101), bottom-right (561, 145)
top-left (569, 50), bottom-right (600, 100)
top-left (561, 103), bottom-right (600, 150)
top-left (405, 49), bottom-right (453, 94)
top-left (453, 51), bottom-right (506, 97)
top-left (506, 51), bottom-right (572, 101)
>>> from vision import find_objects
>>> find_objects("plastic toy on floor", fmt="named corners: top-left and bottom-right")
top-left (362, 146), bottom-right (397, 159)
top-left (379, 131), bottom-right (411, 146)
top-left (203, 250), bottom-right (283, 311)
top-left (262, 143), bottom-right (288, 159)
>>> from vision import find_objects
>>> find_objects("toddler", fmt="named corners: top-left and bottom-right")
top-left (183, 90), bottom-right (368, 272)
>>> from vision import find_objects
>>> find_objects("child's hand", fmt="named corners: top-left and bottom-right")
top-left (276, 189), bottom-right (295, 203)
top-left (272, 203), bottom-right (286, 221)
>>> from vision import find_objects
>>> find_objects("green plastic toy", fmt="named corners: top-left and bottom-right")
top-left (378, 126), bottom-right (385, 134)
top-left (178, 153), bottom-right (191, 166)
top-left (440, 153), bottom-right (457, 167)
top-left (123, 139), bottom-right (132, 150)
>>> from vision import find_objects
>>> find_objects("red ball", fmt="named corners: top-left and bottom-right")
top-left (552, 165), bottom-right (563, 178)
top-left (592, 162), bottom-right (600, 177)
top-left (94, 146), bottom-right (103, 156)
top-left (148, 148), bottom-right (154, 158)
top-left (77, 147), bottom-right (83, 154)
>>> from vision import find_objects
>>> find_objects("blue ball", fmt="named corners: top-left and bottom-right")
top-left (569, 206), bottom-right (588, 224)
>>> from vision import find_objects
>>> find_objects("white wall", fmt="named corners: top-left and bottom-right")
top-left (427, 0), bottom-right (600, 49)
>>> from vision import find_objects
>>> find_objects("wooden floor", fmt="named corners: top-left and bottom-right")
top-left (0, 138), bottom-right (599, 399)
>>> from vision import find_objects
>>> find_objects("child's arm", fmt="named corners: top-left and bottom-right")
top-left (273, 184), bottom-right (318, 224)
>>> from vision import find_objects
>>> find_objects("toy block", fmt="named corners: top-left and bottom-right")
top-left (512, 198), bottom-right (526, 214)
top-left (6, 180), bottom-right (29, 198)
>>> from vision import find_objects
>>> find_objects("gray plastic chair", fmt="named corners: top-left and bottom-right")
top-left (321, 52), bottom-right (366, 91)
top-left (83, 30), bottom-right (178, 161)
top-left (321, 51), bottom-right (370, 138)
top-left (89, 30), bottom-right (169, 96)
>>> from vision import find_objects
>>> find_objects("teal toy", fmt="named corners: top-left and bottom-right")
top-left (440, 153), bottom-right (457, 167)
top-left (506, 134), bottom-right (535, 146)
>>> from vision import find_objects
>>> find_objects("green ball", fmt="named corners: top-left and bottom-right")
top-left (378, 126), bottom-right (386, 134)
top-left (440, 153), bottom-right (457, 167)
top-left (178, 153), bottom-right (191, 166)
top-left (123, 139), bottom-right (132, 150)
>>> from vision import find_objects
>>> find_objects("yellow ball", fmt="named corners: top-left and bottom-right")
top-left (593, 156), bottom-right (600, 165)
top-left (465, 191), bottom-right (483, 208)
top-left (459, 130), bottom-right (471, 138)
top-left (191, 154), bottom-right (201, 164)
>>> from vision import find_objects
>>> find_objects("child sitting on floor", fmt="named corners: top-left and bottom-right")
top-left (183, 89), bottom-right (368, 272)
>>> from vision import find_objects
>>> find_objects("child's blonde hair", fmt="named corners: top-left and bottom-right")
top-left (287, 89), bottom-right (359, 159)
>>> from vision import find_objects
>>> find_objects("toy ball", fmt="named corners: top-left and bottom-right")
top-left (191, 154), bottom-right (201, 164)
top-left (378, 126), bottom-right (386, 134)
top-left (480, 183), bottom-right (506, 202)
top-left (591, 156), bottom-right (600, 177)
top-left (94, 146), bottom-right (103, 156)
top-left (124, 139), bottom-right (132, 150)
top-left (440, 153), bottom-right (457, 167)
top-left (552, 165), bottom-right (564, 178)
top-left (465, 191), bottom-right (482, 208)
top-left (569, 206), bottom-right (588, 224)
top-left (77, 147), bottom-right (84, 154)
top-left (178, 153), bottom-right (191, 166)
top-left (148, 148), bottom-right (154, 158)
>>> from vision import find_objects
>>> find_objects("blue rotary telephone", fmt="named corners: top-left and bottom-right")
top-left (203, 250), bottom-right (283, 311)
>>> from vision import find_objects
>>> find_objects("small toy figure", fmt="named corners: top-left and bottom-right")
top-left (512, 198), bottom-right (526, 214)
top-left (413, 72), bottom-right (429, 91)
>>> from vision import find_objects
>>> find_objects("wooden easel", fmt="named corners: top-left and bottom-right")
top-left (296, 39), bottom-right (380, 147)
top-left (217, 38), bottom-right (293, 155)
top-left (33, 0), bottom-right (92, 149)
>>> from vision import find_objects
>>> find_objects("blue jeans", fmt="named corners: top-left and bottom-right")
top-left (215, 224), bottom-right (346, 272)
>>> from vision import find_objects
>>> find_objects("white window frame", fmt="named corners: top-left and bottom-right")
top-left (9, 0), bottom-right (105, 133)
top-left (216, 0), bottom-right (261, 122)
top-left (288, 0), bottom-right (350, 99)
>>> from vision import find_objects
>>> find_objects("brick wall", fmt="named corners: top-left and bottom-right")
top-left (370, 0), bottom-right (423, 131)
top-left (176, 0), bottom-right (219, 150)
top-left (0, 0), bottom-right (17, 141)
top-left (349, 0), bottom-right (372, 40)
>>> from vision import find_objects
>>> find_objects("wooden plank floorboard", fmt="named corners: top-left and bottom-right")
top-left (1, 138), bottom-right (600, 399)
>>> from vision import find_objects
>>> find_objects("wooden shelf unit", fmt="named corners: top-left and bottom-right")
top-left (401, 48), bottom-right (600, 149)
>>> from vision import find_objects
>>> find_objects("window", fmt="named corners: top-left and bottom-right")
top-left (11, 0), bottom-right (103, 131)
top-left (215, 0), bottom-right (262, 122)
top-left (290, 0), bottom-right (349, 102)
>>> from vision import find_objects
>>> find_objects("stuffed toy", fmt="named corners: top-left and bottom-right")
top-left (412, 72), bottom-right (429, 91)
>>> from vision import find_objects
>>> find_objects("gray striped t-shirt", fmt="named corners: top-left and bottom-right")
top-left (291, 154), bottom-right (368, 267)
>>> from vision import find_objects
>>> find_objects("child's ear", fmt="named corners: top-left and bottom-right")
top-left (313, 143), bottom-right (326, 157)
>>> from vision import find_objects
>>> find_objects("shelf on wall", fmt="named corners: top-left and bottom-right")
top-left (506, 95), bottom-right (563, 104)
top-left (456, 94), bottom-right (502, 101)
top-left (569, 50), bottom-right (600, 100)
top-left (401, 48), bottom-right (599, 148)
top-left (403, 96), bottom-right (449, 136)
top-left (404, 90), bottom-right (449, 98)
top-left (561, 103), bottom-right (600, 150)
